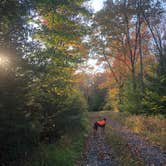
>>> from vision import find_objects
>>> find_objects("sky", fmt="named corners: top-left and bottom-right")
top-left (85, 0), bottom-right (106, 73)
top-left (90, 0), bottom-right (106, 12)
top-left (89, 0), bottom-right (106, 12)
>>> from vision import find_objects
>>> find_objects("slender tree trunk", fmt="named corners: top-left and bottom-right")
top-left (143, 13), bottom-right (165, 75)
top-left (138, 12), bottom-right (144, 93)
top-left (124, 14), bottom-right (137, 90)
top-left (131, 63), bottom-right (136, 90)
top-left (102, 48), bottom-right (119, 84)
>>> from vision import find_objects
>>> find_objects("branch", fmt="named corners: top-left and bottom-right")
top-left (102, 48), bottom-right (119, 85)
top-left (143, 13), bottom-right (162, 56)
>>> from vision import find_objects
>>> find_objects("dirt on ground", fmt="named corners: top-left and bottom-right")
top-left (77, 131), bottom-right (116, 166)
top-left (76, 116), bottom-right (166, 166)
top-left (109, 119), bottom-right (166, 166)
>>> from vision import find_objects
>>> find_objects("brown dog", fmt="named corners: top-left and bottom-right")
top-left (93, 118), bottom-right (106, 136)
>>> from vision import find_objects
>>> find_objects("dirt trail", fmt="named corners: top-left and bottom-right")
top-left (77, 131), bottom-right (116, 166)
top-left (77, 117), bottom-right (166, 166)
top-left (109, 119), bottom-right (166, 166)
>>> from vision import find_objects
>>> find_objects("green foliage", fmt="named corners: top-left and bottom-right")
top-left (86, 74), bottom-right (107, 112)
top-left (55, 91), bottom-right (88, 134)
top-left (88, 87), bottom-right (106, 112)
top-left (119, 70), bottom-right (166, 116)
top-left (103, 88), bottom-right (119, 112)
top-left (0, 109), bottom-right (39, 166)
top-left (27, 103), bottom-right (87, 166)
top-left (120, 80), bottom-right (143, 114)
top-left (26, 127), bottom-right (86, 166)
top-left (0, 0), bottom-right (90, 165)
top-left (142, 74), bottom-right (166, 115)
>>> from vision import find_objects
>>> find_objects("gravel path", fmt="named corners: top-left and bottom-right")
top-left (77, 131), bottom-right (116, 166)
top-left (109, 119), bottom-right (166, 166)
top-left (77, 118), bottom-right (166, 166)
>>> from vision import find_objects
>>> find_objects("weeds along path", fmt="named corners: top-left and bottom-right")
top-left (109, 119), bottom-right (166, 166)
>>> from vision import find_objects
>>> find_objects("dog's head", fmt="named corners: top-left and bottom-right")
top-left (103, 118), bottom-right (106, 121)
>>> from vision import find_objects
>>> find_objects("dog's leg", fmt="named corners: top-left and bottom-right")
top-left (96, 125), bottom-right (102, 138)
top-left (93, 122), bottom-right (98, 137)
top-left (100, 126), bottom-right (105, 139)
top-left (93, 128), bottom-right (97, 137)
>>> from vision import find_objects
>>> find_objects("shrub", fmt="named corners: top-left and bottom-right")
top-left (0, 109), bottom-right (39, 166)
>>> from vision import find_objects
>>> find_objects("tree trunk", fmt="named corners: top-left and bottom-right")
top-left (138, 12), bottom-right (144, 93)
top-left (131, 64), bottom-right (136, 90)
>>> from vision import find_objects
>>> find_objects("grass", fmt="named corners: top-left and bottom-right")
top-left (124, 115), bottom-right (166, 149)
top-left (99, 111), bottom-right (166, 149)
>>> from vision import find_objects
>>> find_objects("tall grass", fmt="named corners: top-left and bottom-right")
top-left (123, 115), bottom-right (166, 149)
top-left (100, 111), bottom-right (166, 149)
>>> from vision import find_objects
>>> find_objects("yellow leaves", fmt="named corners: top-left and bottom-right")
top-left (65, 41), bottom-right (88, 57)
top-left (108, 87), bottom-right (119, 99)
top-left (161, 96), bottom-right (166, 102)
top-left (126, 116), bottom-right (143, 134)
top-left (105, 87), bottom-right (120, 112)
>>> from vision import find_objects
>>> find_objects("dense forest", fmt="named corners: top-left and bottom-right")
top-left (0, 0), bottom-right (165, 165)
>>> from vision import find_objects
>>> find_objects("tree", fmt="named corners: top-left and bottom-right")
top-left (89, 0), bottom-right (165, 114)
top-left (0, 0), bottom-right (91, 165)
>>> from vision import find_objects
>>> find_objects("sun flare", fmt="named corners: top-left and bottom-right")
top-left (0, 53), bottom-right (10, 68)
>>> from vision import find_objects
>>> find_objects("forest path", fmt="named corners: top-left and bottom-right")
top-left (76, 112), bottom-right (166, 166)
top-left (77, 129), bottom-right (116, 166)
top-left (109, 119), bottom-right (166, 166)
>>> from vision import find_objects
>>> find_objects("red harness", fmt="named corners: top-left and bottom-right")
top-left (96, 120), bottom-right (106, 127)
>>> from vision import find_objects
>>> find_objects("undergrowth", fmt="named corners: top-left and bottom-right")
top-left (26, 131), bottom-right (86, 166)
top-left (25, 114), bottom-right (89, 166)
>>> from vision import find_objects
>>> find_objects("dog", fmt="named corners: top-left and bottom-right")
top-left (93, 118), bottom-right (106, 137)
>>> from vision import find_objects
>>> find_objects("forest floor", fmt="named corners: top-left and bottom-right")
top-left (76, 112), bottom-right (166, 166)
